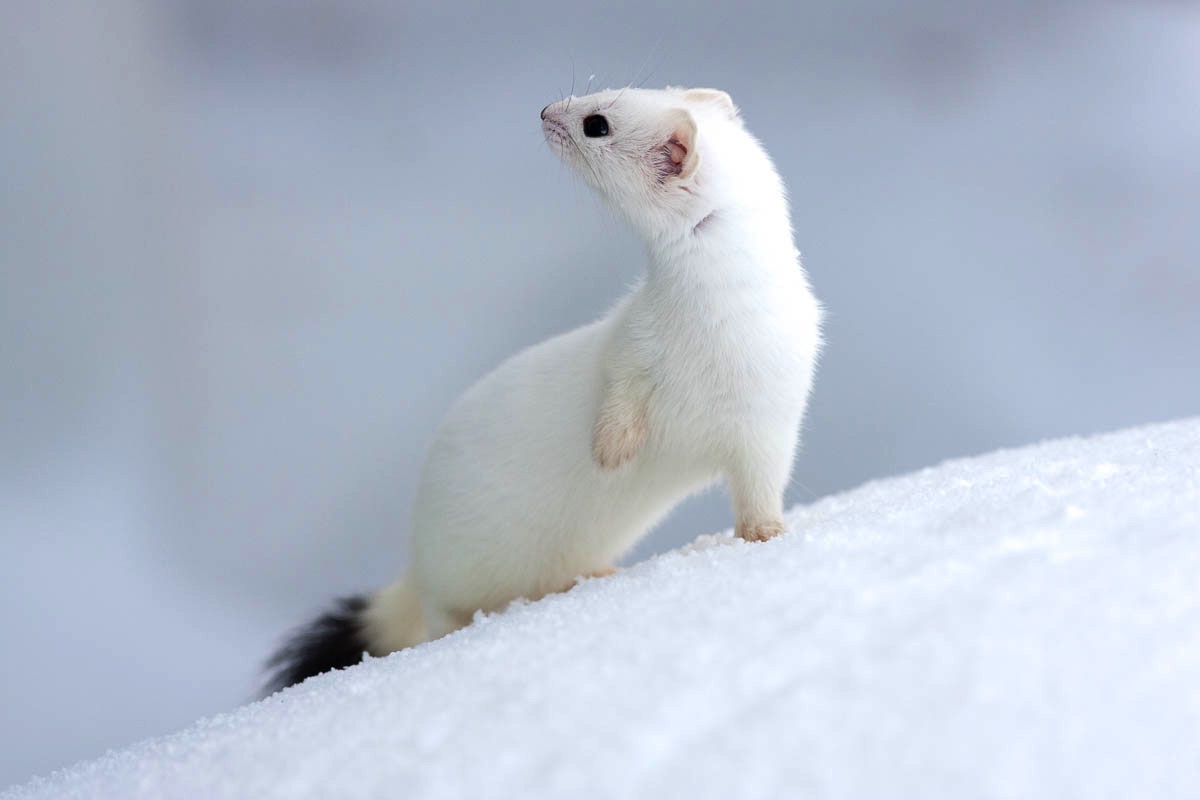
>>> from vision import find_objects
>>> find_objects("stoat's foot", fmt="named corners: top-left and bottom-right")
top-left (563, 565), bottom-right (616, 594)
top-left (736, 519), bottom-right (786, 543)
top-left (592, 412), bottom-right (647, 470)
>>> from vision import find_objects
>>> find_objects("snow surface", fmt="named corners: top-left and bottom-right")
top-left (7, 419), bottom-right (1200, 799)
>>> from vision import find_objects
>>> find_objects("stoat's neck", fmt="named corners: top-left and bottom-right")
top-left (642, 201), bottom-right (797, 289)
top-left (637, 127), bottom-right (798, 288)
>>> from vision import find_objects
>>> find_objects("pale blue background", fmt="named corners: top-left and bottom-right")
top-left (2, 0), bottom-right (1197, 787)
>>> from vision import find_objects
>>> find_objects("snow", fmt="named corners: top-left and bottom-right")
top-left (6, 418), bottom-right (1200, 799)
top-left (9, 3), bottom-right (1200, 782)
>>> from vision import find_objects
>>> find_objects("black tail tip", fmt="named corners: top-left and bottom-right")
top-left (262, 595), bottom-right (370, 696)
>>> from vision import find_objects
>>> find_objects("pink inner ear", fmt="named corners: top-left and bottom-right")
top-left (654, 124), bottom-right (694, 182)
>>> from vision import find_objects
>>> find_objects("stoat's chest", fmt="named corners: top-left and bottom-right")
top-left (643, 271), bottom-right (818, 423)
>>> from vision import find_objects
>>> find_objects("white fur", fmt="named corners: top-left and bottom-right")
top-left (366, 87), bottom-right (823, 650)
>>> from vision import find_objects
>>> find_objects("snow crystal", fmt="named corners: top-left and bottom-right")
top-left (6, 418), bottom-right (1199, 799)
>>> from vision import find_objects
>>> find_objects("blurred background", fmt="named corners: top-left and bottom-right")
top-left (2, 0), bottom-right (1198, 787)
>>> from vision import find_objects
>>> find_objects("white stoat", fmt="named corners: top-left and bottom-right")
top-left (265, 86), bottom-right (822, 692)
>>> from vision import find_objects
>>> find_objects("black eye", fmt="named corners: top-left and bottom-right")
top-left (582, 114), bottom-right (609, 138)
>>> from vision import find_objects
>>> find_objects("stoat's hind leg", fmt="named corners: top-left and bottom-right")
top-left (424, 567), bottom-right (619, 641)
top-left (421, 604), bottom-right (475, 641)
top-left (551, 565), bottom-right (617, 596)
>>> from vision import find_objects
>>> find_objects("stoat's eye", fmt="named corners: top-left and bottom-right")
top-left (582, 114), bottom-right (610, 138)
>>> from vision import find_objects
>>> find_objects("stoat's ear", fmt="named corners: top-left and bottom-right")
top-left (660, 108), bottom-right (698, 181)
top-left (682, 88), bottom-right (739, 120)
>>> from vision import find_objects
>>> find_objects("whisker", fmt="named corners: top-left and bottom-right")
top-left (568, 57), bottom-right (576, 111)
top-left (787, 474), bottom-right (820, 502)
top-left (566, 131), bottom-right (602, 188)
top-left (631, 41), bottom-right (660, 90)
top-left (606, 84), bottom-right (630, 110)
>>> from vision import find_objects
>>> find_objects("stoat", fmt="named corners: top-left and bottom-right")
top-left (265, 86), bottom-right (823, 693)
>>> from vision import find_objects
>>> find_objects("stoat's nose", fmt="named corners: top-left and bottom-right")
top-left (540, 103), bottom-right (552, 120)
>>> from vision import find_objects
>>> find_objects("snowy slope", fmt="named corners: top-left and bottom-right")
top-left (7, 419), bottom-right (1200, 799)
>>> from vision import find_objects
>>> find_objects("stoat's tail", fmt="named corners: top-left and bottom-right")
top-left (263, 577), bottom-right (425, 695)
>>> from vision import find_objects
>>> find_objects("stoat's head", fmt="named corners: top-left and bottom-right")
top-left (541, 86), bottom-right (749, 242)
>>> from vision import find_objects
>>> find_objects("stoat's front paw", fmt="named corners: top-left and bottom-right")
top-left (736, 519), bottom-right (786, 543)
top-left (592, 413), bottom-right (647, 471)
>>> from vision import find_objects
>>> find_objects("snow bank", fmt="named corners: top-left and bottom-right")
top-left (7, 419), bottom-right (1199, 799)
